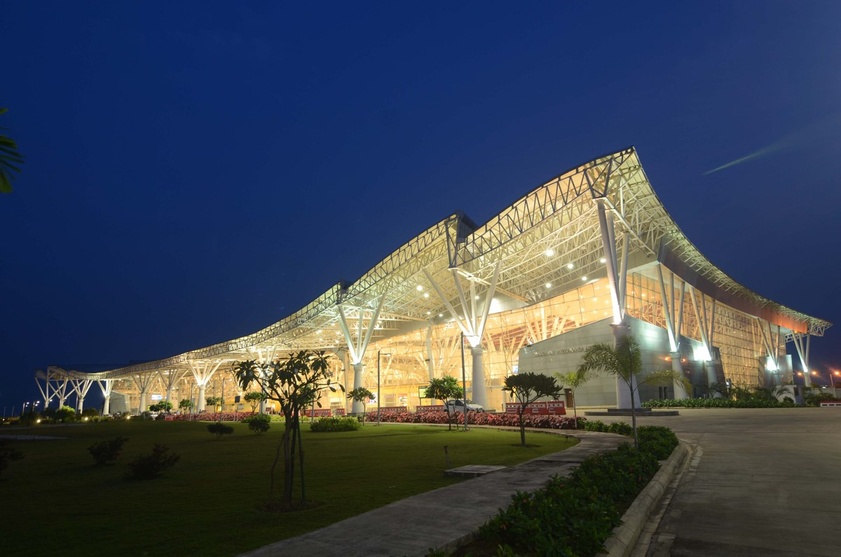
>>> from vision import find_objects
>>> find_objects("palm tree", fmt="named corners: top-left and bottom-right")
top-left (578, 334), bottom-right (644, 447)
top-left (347, 387), bottom-right (374, 424)
top-left (555, 369), bottom-right (591, 429)
top-left (0, 108), bottom-right (24, 194)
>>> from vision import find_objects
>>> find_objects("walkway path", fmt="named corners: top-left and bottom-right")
top-left (240, 430), bottom-right (626, 557)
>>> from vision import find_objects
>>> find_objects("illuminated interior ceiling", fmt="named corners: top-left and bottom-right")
top-left (52, 146), bottom-right (831, 381)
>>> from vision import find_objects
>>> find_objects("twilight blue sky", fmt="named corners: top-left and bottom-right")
top-left (2, 1), bottom-right (840, 411)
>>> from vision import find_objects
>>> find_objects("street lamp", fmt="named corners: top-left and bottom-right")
top-left (377, 350), bottom-right (391, 426)
top-left (828, 369), bottom-right (841, 390)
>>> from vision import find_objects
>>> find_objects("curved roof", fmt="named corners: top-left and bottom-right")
top-left (47, 147), bottom-right (831, 379)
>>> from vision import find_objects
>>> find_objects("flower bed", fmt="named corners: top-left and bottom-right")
top-left (364, 410), bottom-right (585, 429)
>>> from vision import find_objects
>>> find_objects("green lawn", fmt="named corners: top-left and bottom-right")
top-left (1, 420), bottom-right (577, 556)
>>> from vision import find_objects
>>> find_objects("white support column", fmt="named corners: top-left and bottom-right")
top-left (596, 200), bottom-right (624, 325)
top-left (791, 333), bottom-right (812, 387)
top-left (133, 373), bottom-right (156, 413)
top-left (158, 369), bottom-right (187, 410)
top-left (338, 295), bottom-right (386, 413)
top-left (254, 347), bottom-right (278, 413)
top-left (189, 360), bottom-right (223, 412)
top-left (757, 321), bottom-right (781, 384)
top-left (70, 379), bottom-right (93, 413)
top-left (97, 379), bottom-right (114, 415)
top-left (656, 265), bottom-right (687, 399)
top-left (35, 372), bottom-right (50, 410)
top-left (423, 261), bottom-right (500, 408)
top-left (425, 324), bottom-right (435, 380)
top-left (52, 374), bottom-right (71, 408)
top-left (656, 264), bottom-right (678, 352)
top-left (598, 200), bottom-right (638, 407)
top-left (689, 287), bottom-right (715, 372)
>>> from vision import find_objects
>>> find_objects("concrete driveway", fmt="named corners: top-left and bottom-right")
top-left (601, 408), bottom-right (841, 556)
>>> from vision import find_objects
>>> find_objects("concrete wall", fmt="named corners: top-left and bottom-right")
top-left (518, 317), bottom-right (716, 406)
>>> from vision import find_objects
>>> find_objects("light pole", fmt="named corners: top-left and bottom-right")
top-left (377, 350), bottom-right (391, 425)
top-left (460, 332), bottom-right (468, 432)
top-left (828, 369), bottom-right (841, 394)
top-left (22, 402), bottom-right (29, 416)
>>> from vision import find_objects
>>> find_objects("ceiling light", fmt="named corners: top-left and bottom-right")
top-left (545, 282), bottom-right (552, 289)
top-left (600, 257), bottom-right (606, 264)
top-left (545, 248), bottom-right (555, 257)
top-left (581, 276), bottom-right (588, 281)
top-left (566, 263), bottom-right (574, 270)
top-left (416, 285), bottom-right (423, 291)
top-left (423, 292), bottom-right (429, 298)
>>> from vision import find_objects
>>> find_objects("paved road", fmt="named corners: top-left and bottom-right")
top-left (601, 408), bottom-right (841, 556)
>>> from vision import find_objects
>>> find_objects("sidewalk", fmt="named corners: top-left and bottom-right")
top-left (240, 430), bottom-right (628, 557)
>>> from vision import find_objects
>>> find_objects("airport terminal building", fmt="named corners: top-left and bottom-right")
top-left (36, 148), bottom-right (831, 414)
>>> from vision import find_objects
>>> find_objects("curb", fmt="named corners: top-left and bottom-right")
top-left (597, 442), bottom-right (691, 557)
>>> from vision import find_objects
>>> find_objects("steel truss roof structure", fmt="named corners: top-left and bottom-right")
top-left (40, 147), bottom-right (831, 399)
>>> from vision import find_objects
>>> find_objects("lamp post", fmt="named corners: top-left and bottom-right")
top-left (377, 350), bottom-right (391, 425)
top-left (828, 369), bottom-right (841, 395)
top-left (22, 402), bottom-right (29, 416)
top-left (460, 332), bottom-right (468, 432)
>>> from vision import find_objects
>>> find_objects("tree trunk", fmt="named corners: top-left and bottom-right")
top-left (518, 407), bottom-right (526, 446)
top-left (282, 418), bottom-right (294, 506)
top-left (270, 434), bottom-right (283, 499)
top-left (297, 418), bottom-right (306, 505)
top-left (629, 383), bottom-right (639, 448)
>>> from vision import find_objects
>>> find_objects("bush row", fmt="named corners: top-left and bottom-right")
top-left (643, 397), bottom-right (796, 409)
top-left (309, 417), bottom-right (360, 432)
top-left (477, 423), bottom-right (678, 556)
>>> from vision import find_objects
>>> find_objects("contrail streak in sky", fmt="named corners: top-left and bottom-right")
top-left (703, 143), bottom-right (784, 175)
top-left (703, 114), bottom-right (840, 175)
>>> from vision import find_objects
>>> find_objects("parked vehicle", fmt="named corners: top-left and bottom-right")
top-left (444, 399), bottom-right (484, 413)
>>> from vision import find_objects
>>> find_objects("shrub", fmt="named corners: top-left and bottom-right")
top-left (637, 426), bottom-right (679, 460)
top-left (479, 443), bottom-right (659, 556)
top-left (242, 413), bottom-right (271, 435)
top-left (475, 419), bottom-right (681, 556)
top-left (309, 417), bottom-right (361, 432)
top-left (584, 420), bottom-right (633, 435)
top-left (126, 444), bottom-right (180, 480)
top-left (207, 422), bottom-right (234, 438)
top-left (0, 439), bottom-right (24, 477)
top-left (804, 391), bottom-right (840, 407)
top-left (55, 405), bottom-right (77, 423)
top-left (643, 394), bottom-right (804, 409)
top-left (81, 408), bottom-right (99, 419)
top-left (88, 436), bottom-right (128, 466)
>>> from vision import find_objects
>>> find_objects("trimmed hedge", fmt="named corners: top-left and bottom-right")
top-left (643, 397), bottom-right (796, 409)
top-left (476, 423), bottom-right (678, 556)
top-left (309, 417), bottom-right (361, 432)
top-left (583, 420), bottom-right (633, 435)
